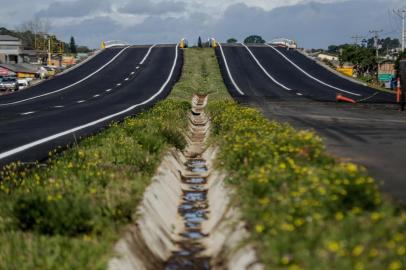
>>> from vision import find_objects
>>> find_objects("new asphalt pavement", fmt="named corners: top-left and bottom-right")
top-left (217, 43), bottom-right (406, 201)
top-left (0, 44), bottom-right (182, 168)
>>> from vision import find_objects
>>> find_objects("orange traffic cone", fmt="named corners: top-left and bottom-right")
top-left (336, 94), bottom-right (356, 103)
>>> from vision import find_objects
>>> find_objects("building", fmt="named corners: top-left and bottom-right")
top-left (0, 35), bottom-right (24, 64)
top-left (0, 63), bottom-right (38, 78)
top-left (317, 53), bottom-right (339, 62)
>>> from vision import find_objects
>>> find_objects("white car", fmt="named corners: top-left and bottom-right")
top-left (17, 78), bottom-right (30, 89)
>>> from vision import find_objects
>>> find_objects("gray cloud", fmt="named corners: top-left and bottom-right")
top-left (118, 0), bottom-right (186, 15)
top-left (1, 0), bottom-right (404, 49)
top-left (36, 0), bottom-right (111, 18)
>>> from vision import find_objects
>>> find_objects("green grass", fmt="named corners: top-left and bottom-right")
top-left (0, 47), bottom-right (229, 270)
top-left (1, 46), bottom-right (403, 270)
top-left (0, 100), bottom-right (190, 269)
top-left (209, 101), bottom-right (406, 270)
top-left (169, 48), bottom-right (231, 102)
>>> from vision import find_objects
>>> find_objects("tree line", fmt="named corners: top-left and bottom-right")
top-left (0, 19), bottom-right (90, 54)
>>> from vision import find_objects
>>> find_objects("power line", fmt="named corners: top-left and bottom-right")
top-left (393, 8), bottom-right (406, 51)
top-left (351, 35), bottom-right (365, 45)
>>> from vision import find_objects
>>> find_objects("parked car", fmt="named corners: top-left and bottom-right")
top-left (17, 78), bottom-right (30, 89)
top-left (0, 77), bottom-right (19, 91)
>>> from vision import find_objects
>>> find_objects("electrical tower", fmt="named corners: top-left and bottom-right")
top-left (394, 9), bottom-right (406, 51)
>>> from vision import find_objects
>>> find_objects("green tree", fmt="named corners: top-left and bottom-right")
top-left (339, 45), bottom-right (377, 76)
top-left (227, 38), bottom-right (237, 43)
top-left (197, 36), bottom-right (202, 48)
top-left (70, 36), bottom-right (77, 54)
top-left (77, 46), bottom-right (91, 53)
top-left (244, 35), bottom-right (265, 44)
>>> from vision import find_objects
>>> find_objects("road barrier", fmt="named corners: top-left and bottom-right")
top-left (336, 94), bottom-right (356, 103)
top-left (400, 60), bottom-right (406, 111)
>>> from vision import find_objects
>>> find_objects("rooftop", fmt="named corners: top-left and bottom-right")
top-left (0, 35), bottom-right (20, 42)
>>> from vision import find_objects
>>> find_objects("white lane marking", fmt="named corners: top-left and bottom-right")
top-left (265, 44), bottom-right (361, 97)
top-left (77, 100), bottom-right (86, 103)
top-left (136, 66), bottom-right (140, 69)
top-left (217, 43), bottom-right (245, 95)
top-left (116, 83), bottom-right (122, 87)
top-left (140, 45), bottom-right (156, 65)
top-left (105, 89), bottom-right (112, 92)
top-left (53, 105), bottom-right (64, 108)
top-left (0, 46), bottom-right (132, 106)
top-left (0, 44), bottom-right (180, 161)
top-left (20, 111), bottom-right (35, 115)
top-left (241, 43), bottom-right (292, 91)
top-left (93, 94), bottom-right (100, 98)
top-left (297, 93), bottom-right (303, 96)
top-left (131, 72), bottom-right (135, 75)
top-left (124, 78), bottom-right (129, 81)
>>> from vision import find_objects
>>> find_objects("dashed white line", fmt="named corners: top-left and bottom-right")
top-left (116, 83), bottom-right (122, 87)
top-left (20, 111), bottom-right (36, 116)
top-left (0, 44), bottom-right (180, 161)
top-left (131, 72), bottom-right (135, 75)
top-left (124, 78), bottom-right (129, 81)
top-left (93, 94), bottom-right (100, 98)
top-left (77, 100), bottom-right (86, 103)
top-left (217, 43), bottom-right (245, 95)
top-left (105, 89), bottom-right (112, 92)
top-left (296, 93), bottom-right (303, 96)
top-left (265, 44), bottom-right (362, 97)
top-left (136, 66), bottom-right (140, 69)
top-left (0, 46), bottom-right (132, 106)
top-left (53, 105), bottom-right (64, 108)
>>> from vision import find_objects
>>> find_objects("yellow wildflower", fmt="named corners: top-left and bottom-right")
top-left (352, 245), bottom-right (364, 257)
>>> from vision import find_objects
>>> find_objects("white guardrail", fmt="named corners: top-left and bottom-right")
top-left (104, 40), bottom-right (130, 48)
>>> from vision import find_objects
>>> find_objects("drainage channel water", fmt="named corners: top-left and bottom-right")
top-left (165, 159), bottom-right (211, 270)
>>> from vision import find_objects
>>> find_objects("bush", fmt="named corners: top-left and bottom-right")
top-left (13, 191), bottom-right (93, 236)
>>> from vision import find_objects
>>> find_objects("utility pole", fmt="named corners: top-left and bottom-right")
top-left (369, 30), bottom-right (383, 59)
top-left (48, 36), bottom-right (51, 66)
top-left (394, 9), bottom-right (406, 51)
top-left (351, 35), bottom-right (365, 45)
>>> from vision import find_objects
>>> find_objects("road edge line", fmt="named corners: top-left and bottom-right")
top-left (265, 44), bottom-right (361, 97)
top-left (241, 43), bottom-right (292, 91)
top-left (217, 43), bottom-right (245, 95)
top-left (0, 44), bottom-right (179, 160)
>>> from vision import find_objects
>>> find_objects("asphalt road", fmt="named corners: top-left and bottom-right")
top-left (216, 43), bottom-right (406, 201)
top-left (0, 44), bottom-right (182, 168)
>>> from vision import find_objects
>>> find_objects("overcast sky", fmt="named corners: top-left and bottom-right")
top-left (0, 0), bottom-right (405, 48)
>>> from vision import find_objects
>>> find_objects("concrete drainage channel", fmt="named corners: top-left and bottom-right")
top-left (109, 95), bottom-right (263, 270)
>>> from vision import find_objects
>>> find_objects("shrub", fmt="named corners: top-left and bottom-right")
top-left (13, 191), bottom-right (93, 236)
